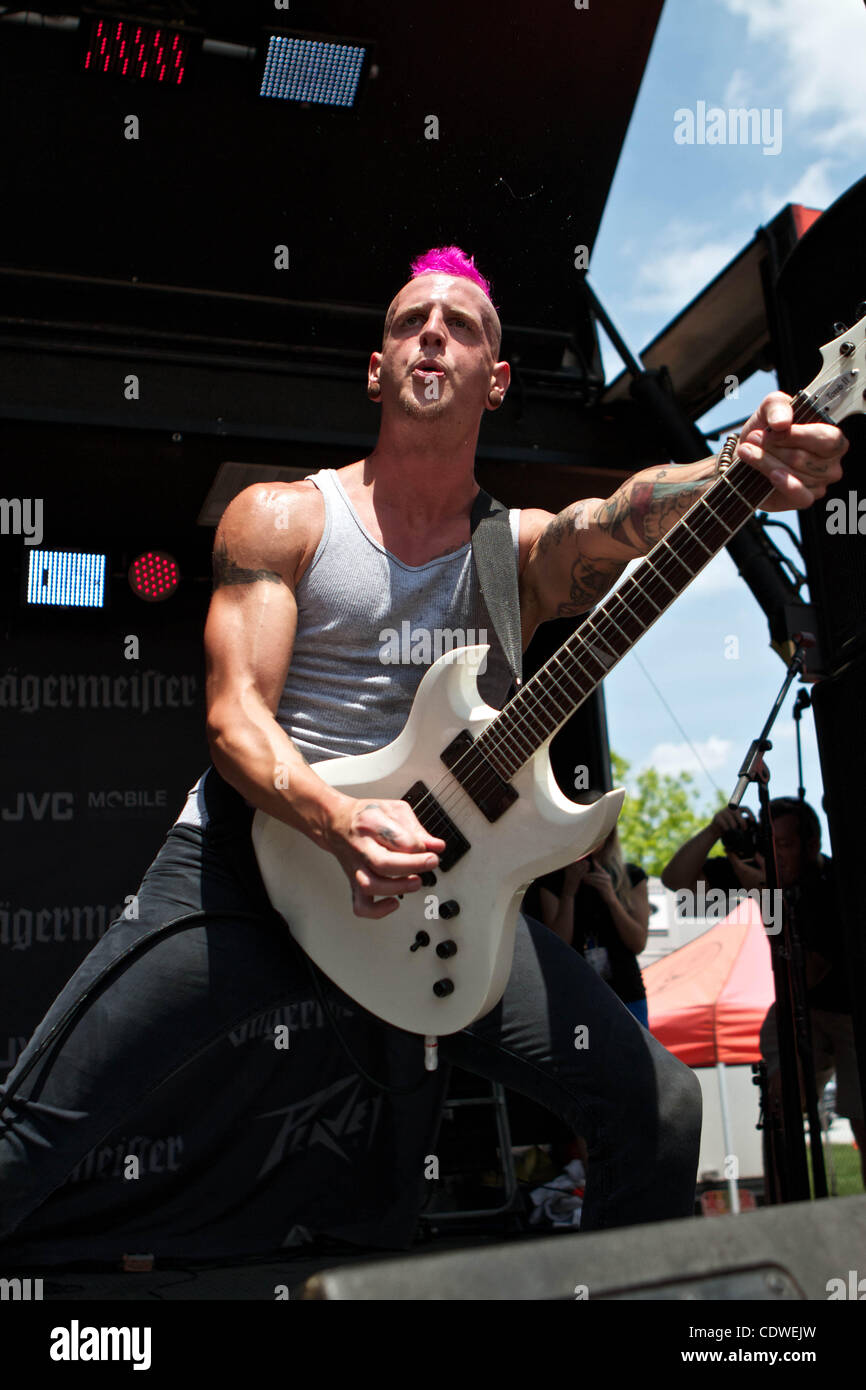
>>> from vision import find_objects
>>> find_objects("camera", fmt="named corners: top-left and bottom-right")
top-left (721, 809), bottom-right (759, 860)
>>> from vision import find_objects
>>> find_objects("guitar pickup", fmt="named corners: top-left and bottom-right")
top-left (440, 729), bottom-right (518, 823)
top-left (402, 782), bottom-right (470, 872)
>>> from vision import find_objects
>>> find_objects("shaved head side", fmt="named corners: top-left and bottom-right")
top-left (383, 245), bottom-right (502, 357)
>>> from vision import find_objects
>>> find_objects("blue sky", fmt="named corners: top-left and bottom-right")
top-left (587, 0), bottom-right (866, 847)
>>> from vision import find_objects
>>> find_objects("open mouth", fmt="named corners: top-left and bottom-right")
top-left (412, 361), bottom-right (445, 377)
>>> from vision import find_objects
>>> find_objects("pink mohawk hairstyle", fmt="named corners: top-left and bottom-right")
top-left (409, 245), bottom-right (496, 307)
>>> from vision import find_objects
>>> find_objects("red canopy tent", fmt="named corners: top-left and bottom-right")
top-left (645, 897), bottom-right (775, 1064)
top-left (644, 899), bottom-right (776, 1211)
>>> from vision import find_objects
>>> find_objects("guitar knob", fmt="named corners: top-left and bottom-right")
top-left (833, 322), bottom-right (848, 335)
top-left (433, 979), bottom-right (454, 997)
top-left (420, 871), bottom-right (437, 887)
top-left (410, 931), bottom-right (430, 952)
top-left (840, 342), bottom-right (856, 357)
top-left (439, 900), bottom-right (460, 919)
top-left (436, 940), bottom-right (458, 958)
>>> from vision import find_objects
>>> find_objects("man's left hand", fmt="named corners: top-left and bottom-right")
top-left (735, 392), bottom-right (848, 511)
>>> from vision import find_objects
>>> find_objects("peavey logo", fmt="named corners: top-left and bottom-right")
top-left (256, 1075), bottom-right (383, 1175)
top-left (50, 1321), bottom-right (151, 1371)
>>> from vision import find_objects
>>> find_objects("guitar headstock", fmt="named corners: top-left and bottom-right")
top-left (800, 307), bottom-right (866, 426)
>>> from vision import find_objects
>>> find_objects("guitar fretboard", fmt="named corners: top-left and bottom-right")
top-left (476, 454), bottom-right (781, 779)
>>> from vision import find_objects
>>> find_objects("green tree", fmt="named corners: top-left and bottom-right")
top-left (610, 750), bottom-right (727, 877)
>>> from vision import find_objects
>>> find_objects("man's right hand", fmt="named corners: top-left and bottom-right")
top-left (325, 796), bottom-right (446, 919)
top-left (709, 806), bottom-right (751, 841)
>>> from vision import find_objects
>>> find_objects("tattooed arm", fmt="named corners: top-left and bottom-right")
top-left (519, 457), bottom-right (718, 627)
top-left (204, 481), bottom-right (444, 919)
top-left (521, 391), bottom-right (848, 626)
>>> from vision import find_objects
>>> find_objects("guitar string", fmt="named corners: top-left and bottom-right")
top-left (422, 379), bottom-right (838, 817)
top-left (404, 468), bottom-right (774, 849)
top-left (398, 383), bottom-right (839, 851)
top-left (410, 447), bottom-right (785, 839)
top-left (408, 426), bottom-right (796, 828)
top-left (404, 397), bottom-right (815, 842)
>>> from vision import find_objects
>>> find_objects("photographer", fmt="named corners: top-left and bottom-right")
top-left (660, 803), bottom-right (766, 899)
top-left (662, 799), bottom-right (864, 1189)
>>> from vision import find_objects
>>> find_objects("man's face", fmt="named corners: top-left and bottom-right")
top-left (770, 812), bottom-right (819, 887)
top-left (371, 273), bottom-right (506, 424)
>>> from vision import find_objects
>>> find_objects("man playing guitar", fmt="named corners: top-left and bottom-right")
top-left (0, 247), bottom-right (847, 1247)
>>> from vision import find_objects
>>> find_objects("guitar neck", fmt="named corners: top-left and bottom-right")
top-left (476, 441), bottom-right (796, 779)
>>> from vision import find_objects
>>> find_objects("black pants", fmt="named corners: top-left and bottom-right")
top-left (0, 768), bottom-right (702, 1241)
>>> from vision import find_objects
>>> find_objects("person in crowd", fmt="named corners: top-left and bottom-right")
top-left (525, 811), bottom-right (651, 1027)
top-left (662, 798), bottom-right (864, 1190)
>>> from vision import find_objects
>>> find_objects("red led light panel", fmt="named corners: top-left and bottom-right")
top-left (128, 550), bottom-right (180, 603)
top-left (83, 17), bottom-right (189, 85)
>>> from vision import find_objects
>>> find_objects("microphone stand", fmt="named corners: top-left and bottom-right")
top-left (793, 689), bottom-right (811, 801)
top-left (728, 634), bottom-right (826, 1203)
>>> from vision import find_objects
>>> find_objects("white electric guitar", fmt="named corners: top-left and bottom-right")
top-left (252, 317), bottom-right (864, 1042)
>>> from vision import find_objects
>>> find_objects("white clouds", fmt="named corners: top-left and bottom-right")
top-left (736, 156), bottom-right (842, 221)
top-left (721, 0), bottom-right (866, 150)
top-left (723, 67), bottom-right (753, 110)
top-left (644, 735), bottom-right (733, 777)
top-left (628, 222), bottom-right (741, 316)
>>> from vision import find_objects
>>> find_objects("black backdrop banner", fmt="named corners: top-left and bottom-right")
top-left (1, 609), bottom-right (447, 1261)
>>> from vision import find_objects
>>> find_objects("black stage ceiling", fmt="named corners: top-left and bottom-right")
top-left (1, 0), bottom-right (664, 354)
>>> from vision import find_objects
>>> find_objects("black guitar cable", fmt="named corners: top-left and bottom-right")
top-left (0, 910), bottom-right (282, 1137)
top-left (290, 935), bottom-right (433, 1097)
top-left (0, 908), bottom-right (432, 1140)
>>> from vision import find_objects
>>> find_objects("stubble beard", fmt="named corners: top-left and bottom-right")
top-left (397, 386), bottom-right (451, 423)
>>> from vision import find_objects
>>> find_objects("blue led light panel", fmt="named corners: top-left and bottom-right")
top-left (27, 551), bottom-right (107, 608)
top-left (260, 36), bottom-right (366, 107)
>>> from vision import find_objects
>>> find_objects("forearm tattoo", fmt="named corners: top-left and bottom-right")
top-left (535, 502), bottom-right (591, 556)
top-left (623, 468), bottom-right (713, 546)
top-left (212, 538), bottom-right (282, 589)
top-left (591, 465), bottom-right (714, 553)
top-left (537, 503), bottom-right (629, 615)
top-left (538, 463), bottom-right (715, 615)
top-left (555, 553), bottom-right (629, 617)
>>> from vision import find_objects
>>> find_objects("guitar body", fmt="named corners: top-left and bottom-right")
top-left (251, 314), bottom-right (866, 1038)
top-left (252, 645), bottom-right (624, 1036)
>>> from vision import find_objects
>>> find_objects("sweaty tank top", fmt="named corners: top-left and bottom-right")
top-left (174, 469), bottom-right (521, 828)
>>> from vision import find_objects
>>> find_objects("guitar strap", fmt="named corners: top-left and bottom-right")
top-left (469, 488), bottom-right (523, 694)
